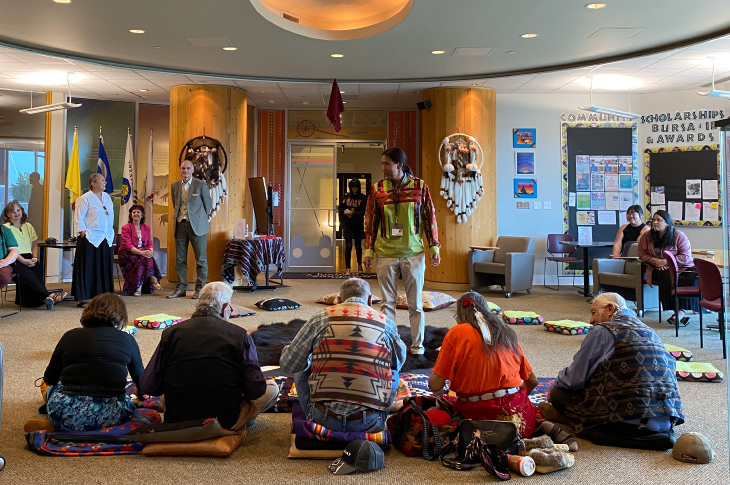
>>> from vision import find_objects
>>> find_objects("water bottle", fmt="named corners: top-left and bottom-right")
top-left (245, 224), bottom-right (250, 238)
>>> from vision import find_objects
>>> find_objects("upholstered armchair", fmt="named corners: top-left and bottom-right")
top-left (469, 236), bottom-right (535, 298)
top-left (592, 243), bottom-right (658, 316)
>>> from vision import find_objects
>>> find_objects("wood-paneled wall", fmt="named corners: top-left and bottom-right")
top-left (168, 85), bottom-right (248, 284)
top-left (420, 87), bottom-right (497, 287)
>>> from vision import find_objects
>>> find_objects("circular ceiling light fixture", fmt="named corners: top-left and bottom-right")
top-left (431, 50), bottom-right (445, 55)
top-left (52, 0), bottom-right (72, 3)
top-left (251, 0), bottom-right (412, 41)
top-left (520, 33), bottom-right (538, 38)
top-left (129, 29), bottom-right (146, 34)
top-left (223, 46), bottom-right (238, 51)
top-left (330, 53), bottom-right (344, 58)
top-left (585, 3), bottom-right (607, 9)
top-left (139, 89), bottom-right (149, 92)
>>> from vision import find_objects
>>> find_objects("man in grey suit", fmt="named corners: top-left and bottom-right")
top-left (168, 159), bottom-right (213, 299)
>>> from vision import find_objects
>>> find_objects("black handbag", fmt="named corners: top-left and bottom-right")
top-left (440, 420), bottom-right (523, 474)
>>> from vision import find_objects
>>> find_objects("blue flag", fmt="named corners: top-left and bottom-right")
top-left (97, 135), bottom-right (113, 193)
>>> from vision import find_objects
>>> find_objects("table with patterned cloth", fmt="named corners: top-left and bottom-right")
top-left (221, 237), bottom-right (286, 291)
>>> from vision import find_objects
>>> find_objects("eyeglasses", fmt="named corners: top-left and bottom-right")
top-left (452, 314), bottom-right (458, 321)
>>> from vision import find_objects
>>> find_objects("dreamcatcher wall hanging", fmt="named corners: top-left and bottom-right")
top-left (178, 135), bottom-right (228, 220)
top-left (438, 133), bottom-right (484, 223)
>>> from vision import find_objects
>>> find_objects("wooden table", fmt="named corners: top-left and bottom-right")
top-left (563, 241), bottom-right (615, 297)
top-left (470, 246), bottom-right (499, 251)
top-left (37, 240), bottom-right (76, 285)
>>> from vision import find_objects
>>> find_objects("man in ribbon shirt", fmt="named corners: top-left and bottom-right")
top-left (363, 147), bottom-right (440, 362)
top-left (280, 278), bottom-right (405, 433)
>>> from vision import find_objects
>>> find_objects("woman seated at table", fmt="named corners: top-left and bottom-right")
top-left (427, 291), bottom-right (576, 449)
top-left (638, 209), bottom-right (697, 325)
top-left (1, 200), bottom-right (65, 309)
top-left (610, 205), bottom-right (650, 258)
top-left (43, 293), bottom-right (144, 431)
top-left (119, 204), bottom-right (162, 296)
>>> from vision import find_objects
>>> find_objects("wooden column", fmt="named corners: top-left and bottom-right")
top-left (168, 85), bottom-right (248, 284)
top-left (421, 87), bottom-right (497, 289)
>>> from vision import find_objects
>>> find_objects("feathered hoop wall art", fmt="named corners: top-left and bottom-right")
top-left (438, 133), bottom-right (484, 223)
top-left (179, 135), bottom-right (228, 220)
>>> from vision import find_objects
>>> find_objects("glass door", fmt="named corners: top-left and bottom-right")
top-left (287, 143), bottom-right (337, 272)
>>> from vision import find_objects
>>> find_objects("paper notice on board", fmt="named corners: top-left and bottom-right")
top-left (651, 187), bottom-right (665, 205)
top-left (604, 174), bottom-right (619, 191)
top-left (702, 180), bottom-right (718, 200)
top-left (576, 193), bottom-right (591, 210)
top-left (703, 201), bottom-right (719, 221)
top-left (684, 202), bottom-right (701, 222)
top-left (667, 201), bottom-right (683, 221)
top-left (576, 211), bottom-right (595, 225)
top-left (686, 179), bottom-right (701, 199)
top-left (606, 193), bottom-right (620, 210)
top-left (590, 173), bottom-right (605, 191)
top-left (578, 226), bottom-right (593, 245)
top-left (619, 193), bottom-right (633, 211)
top-left (569, 192), bottom-right (576, 207)
top-left (597, 210), bottom-right (617, 225)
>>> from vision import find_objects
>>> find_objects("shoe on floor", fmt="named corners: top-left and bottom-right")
top-left (45, 297), bottom-right (54, 310)
top-left (191, 290), bottom-right (200, 299)
top-left (167, 290), bottom-right (186, 299)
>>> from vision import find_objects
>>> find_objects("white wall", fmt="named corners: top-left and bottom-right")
top-left (496, 90), bottom-right (728, 285)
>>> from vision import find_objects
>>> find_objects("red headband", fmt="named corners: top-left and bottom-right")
top-left (461, 298), bottom-right (475, 308)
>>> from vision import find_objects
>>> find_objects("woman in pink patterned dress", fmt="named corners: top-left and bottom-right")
top-left (118, 204), bottom-right (162, 296)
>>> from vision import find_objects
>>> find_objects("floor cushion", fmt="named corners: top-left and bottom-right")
top-left (316, 293), bottom-right (382, 305)
top-left (288, 434), bottom-right (344, 459)
top-left (544, 320), bottom-right (592, 335)
top-left (140, 433), bottom-right (246, 457)
top-left (396, 291), bottom-right (456, 311)
top-left (122, 325), bottom-right (137, 335)
top-left (255, 298), bottom-right (301, 311)
top-left (126, 418), bottom-right (237, 443)
top-left (487, 301), bottom-right (503, 318)
top-left (134, 313), bottom-right (182, 330)
top-left (664, 344), bottom-right (693, 362)
top-left (675, 361), bottom-right (724, 383)
top-left (503, 310), bottom-right (544, 325)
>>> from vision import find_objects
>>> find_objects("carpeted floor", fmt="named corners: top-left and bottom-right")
top-left (0, 279), bottom-right (728, 483)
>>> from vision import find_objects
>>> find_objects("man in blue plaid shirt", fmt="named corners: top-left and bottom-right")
top-left (281, 278), bottom-right (405, 432)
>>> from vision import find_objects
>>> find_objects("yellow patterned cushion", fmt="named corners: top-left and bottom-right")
top-left (503, 310), bottom-right (544, 325)
top-left (544, 320), bottom-right (591, 335)
top-left (675, 361), bottom-right (723, 383)
top-left (664, 344), bottom-right (693, 362)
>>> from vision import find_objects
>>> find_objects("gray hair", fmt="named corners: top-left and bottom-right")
top-left (88, 172), bottom-right (103, 189)
top-left (593, 292), bottom-right (629, 312)
top-left (196, 281), bottom-right (233, 314)
top-left (339, 278), bottom-right (370, 301)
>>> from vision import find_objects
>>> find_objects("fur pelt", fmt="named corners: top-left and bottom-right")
top-left (251, 319), bottom-right (447, 371)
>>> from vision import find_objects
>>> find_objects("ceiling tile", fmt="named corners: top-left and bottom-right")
top-left (93, 71), bottom-right (146, 80)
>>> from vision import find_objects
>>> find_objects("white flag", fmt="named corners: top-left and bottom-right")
top-left (144, 131), bottom-right (154, 217)
top-left (119, 131), bottom-right (136, 232)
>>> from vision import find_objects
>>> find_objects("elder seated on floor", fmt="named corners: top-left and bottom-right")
top-left (140, 282), bottom-right (278, 430)
top-left (541, 292), bottom-right (684, 451)
top-left (280, 278), bottom-right (406, 433)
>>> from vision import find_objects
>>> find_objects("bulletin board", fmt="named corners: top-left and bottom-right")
top-left (561, 121), bottom-right (639, 273)
top-left (644, 145), bottom-right (721, 226)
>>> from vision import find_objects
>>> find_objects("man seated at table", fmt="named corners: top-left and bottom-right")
top-left (280, 278), bottom-right (406, 432)
top-left (540, 292), bottom-right (684, 450)
top-left (140, 282), bottom-right (278, 430)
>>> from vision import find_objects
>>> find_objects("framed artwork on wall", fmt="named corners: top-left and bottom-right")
top-left (515, 151), bottom-right (535, 174)
top-left (514, 178), bottom-right (537, 198)
top-left (513, 128), bottom-right (536, 148)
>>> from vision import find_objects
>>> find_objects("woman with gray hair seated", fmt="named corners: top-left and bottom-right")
top-left (542, 292), bottom-right (685, 450)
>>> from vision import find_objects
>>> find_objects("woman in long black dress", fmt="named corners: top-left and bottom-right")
top-left (338, 179), bottom-right (367, 275)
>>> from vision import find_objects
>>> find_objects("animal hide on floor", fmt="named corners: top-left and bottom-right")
top-left (251, 319), bottom-right (447, 371)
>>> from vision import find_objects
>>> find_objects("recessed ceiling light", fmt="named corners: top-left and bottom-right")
top-left (258, 90), bottom-right (267, 93)
top-left (414, 91), bottom-right (421, 94)
top-left (139, 89), bottom-right (149, 92)
top-left (520, 33), bottom-right (538, 38)
top-left (222, 47), bottom-right (238, 51)
top-left (268, 100), bottom-right (275, 104)
top-left (585, 3), bottom-right (607, 9)
top-left (303, 101), bottom-right (310, 105)
top-left (506, 51), bottom-right (515, 54)
top-left (330, 53), bottom-right (344, 58)
top-left (343, 101), bottom-right (347, 104)
top-left (340, 90), bottom-right (345, 94)
top-left (129, 29), bottom-right (145, 34)
top-left (153, 46), bottom-right (162, 49)
top-left (52, 0), bottom-right (72, 3)
top-left (471, 83), bottom-right (480, 86)
top-left (431, 50), bottom-right (445, 55)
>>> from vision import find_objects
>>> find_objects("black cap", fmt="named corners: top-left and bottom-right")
top-left (328, 439), bottom-right (384, 475)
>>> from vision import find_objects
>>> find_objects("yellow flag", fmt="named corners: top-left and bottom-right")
top-left (65, 129), bottom-right (81, 204)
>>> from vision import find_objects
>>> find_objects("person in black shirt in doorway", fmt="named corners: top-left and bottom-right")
top-left (339, 179), bottom-right (367, 274)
